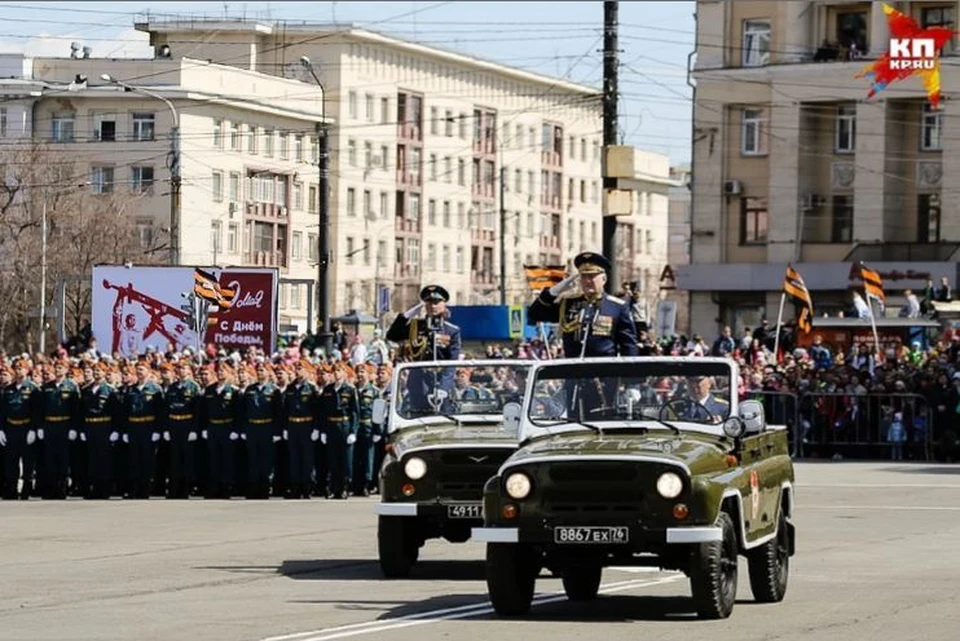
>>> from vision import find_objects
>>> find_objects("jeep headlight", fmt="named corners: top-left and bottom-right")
top-left (656, 472), bottom-right (683, 499)
top-left (404, 457), bottom-right (427, 480)
top-left (504, 472), bottom-right (532, 499)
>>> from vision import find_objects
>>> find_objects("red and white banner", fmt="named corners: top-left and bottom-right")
top-left (92, 265), bottom-right (278, 357)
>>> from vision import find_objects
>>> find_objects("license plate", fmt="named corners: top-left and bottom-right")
top-left (447, 504), bottom-right (483, 519)
top-left (554, 526), bottom-right (630, 544)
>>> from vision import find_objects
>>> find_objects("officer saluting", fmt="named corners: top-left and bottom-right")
top-left (528, 252), bottom-right (639, 358)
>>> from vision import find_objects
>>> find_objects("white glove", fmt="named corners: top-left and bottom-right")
top-left (282, 429), bottom-right (288, 441)
top-left (188, 432), bottom-right (198, 442)
top-left (548, 273), bottom-right (578, 297)
top-left (310, 429), bottom-right (319, 442)
top-left (229, 432), bottom-right (239, 441)
top-left (68, 429), bottom-right (77, 441)
top-left (26, 430), bottom-right (36, 445)
top-left (122, 433), bottom-right (130, 444)
top-left (151, 432), bottom-right (160, 443)
top-left (80, 432), bottom-right (87, 442)
top-left (346, 433), bottom-right (357, 445)
top-left (201, 430), bottom-right (208, 440)
top-left (163, 431), bottom-right (171, 442)
top-left (403, 302), bottom-right (424, 319)
top-left (109, 431), bottom-right (119, 443)
top-left (272, 435), bottom-right (281, 443)
top-left (37, 429), bottom-right (44, 440)
top-left (372, 435), bottom-right (382, 443)
top-left (0, 430), bottom-right (6, 447)
top-left (320, 433), bottom-right (328, 445)
top-left (240, 433), bottom-right (247, 440)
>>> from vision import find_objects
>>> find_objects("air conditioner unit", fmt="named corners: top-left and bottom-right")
top-left (723, 180), bottom-right (743, 196)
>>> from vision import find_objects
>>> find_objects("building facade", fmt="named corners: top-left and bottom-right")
top-left (684, 0), bottom-right (959, 339)
top-left (667, 164), bottom-right (692, 336)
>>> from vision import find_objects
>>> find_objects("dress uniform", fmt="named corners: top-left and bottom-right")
top-left (39, 363), bottom-right (81, 499)
top-left (164, 363), bottom-right (201, 498)
top-left (372, 365), bottom-right (392, 492)
top-left (121, 363), bottom-right (165, 499)
top-left (239, 365), bottom-right (282, 499)
top-left (200, 364), bottom-right (240, 498)
top-left (320, 364), bottom-right (359, 499)
top-left (386, 285), bottom-right (461, 413)
top-left (1, 361), bottom-right (42, 500)
top-left (272, 366), bottom-right (293, 498)
top-left (81, 364), bottom-right (120, 499)
top-left (68, 366), bottom-right (90, 497)
top-left (283, 361), bottom-right (320, 499)
top-left (678, 376), bottom-right (730, 422)
top-left (353, 364), bottom-right (379, 496)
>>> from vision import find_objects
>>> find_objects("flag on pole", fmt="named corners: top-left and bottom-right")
top-left (194, 268), bottom-right (237, 310)
top-left (523, 265), bottom-right (566, 291)
top-left (859, 262), bottom-right (885, 303)
top-left (783, 265), bottom-right (814, 334)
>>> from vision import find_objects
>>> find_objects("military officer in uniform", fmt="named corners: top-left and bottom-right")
top-left (81, 362), bottom-right (120, 499)
top-left (240, 362), bottom-right (283, 499)
top-left (121, 361), bottom-right (165, 499)
top-left (371, 364), bottom-right (392, 490)
top-left (39, 360), bottom-right (80, 499)
top-left (321, 363), bottom-right (359, 499)
top-left (283, 360), bottom-right (320, 499)
top-left (387, 285), bottom-right (461, 413)
top-left (528, 252), bottom-right (639, 358)
top-left (200, 362), bottom-right (239, 499)
top-left (677, 375), bottom-right (730, 423)
top-left (1, 358), bottom-right (41, 500)
top-left (272, 365), bottom-right (293, 498)
top-left (165, 361), bottom-right (201, 498)
top-left (352, 364), bottom-right (379, 496)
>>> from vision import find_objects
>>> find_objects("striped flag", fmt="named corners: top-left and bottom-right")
top-left (783, 265), bottom-right (814, 334)
top-left (858, 262), bottom-right (885, 303)
top-left (194, 268), bottom-right (237, 310)
top-left (524, 265), bottom-right (566, 291)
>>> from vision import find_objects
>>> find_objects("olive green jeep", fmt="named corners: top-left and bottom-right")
top-left (472, 356), bottom-right (796, 619)
top-left (373, 360), bottom-right (531, 578)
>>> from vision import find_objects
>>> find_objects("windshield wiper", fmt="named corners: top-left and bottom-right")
top-left (531, 417), bottom-right (606, 436)
top-left (648, 419), bottom-right (681, 436)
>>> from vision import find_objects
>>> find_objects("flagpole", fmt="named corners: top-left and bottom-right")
top-left (537, 321), bottom-right (552, 360)
top-left (866, 292), bottom-right (881, 358)
top-left (773, 291), bottom-right (786, 364)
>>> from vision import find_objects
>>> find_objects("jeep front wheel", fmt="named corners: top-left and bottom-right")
top-left (378, 515), bottom-right (420, 578)
top-left (689, 511), bottom-right (738, 619)
top-left (748, 508), bottom-right (789, 602)
top-left (561, 566), bottom-right (602, 601)
top-left (486, 542), bottom-right (536, 616)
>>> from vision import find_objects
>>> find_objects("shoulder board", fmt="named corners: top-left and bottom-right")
top-left (605, 294), bottom-right (626, 305)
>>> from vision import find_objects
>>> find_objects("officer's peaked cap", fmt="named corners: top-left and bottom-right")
top-left (420, 284), bottom-right (450, 302)
top-left (574, 252), bottom-right (611, 275)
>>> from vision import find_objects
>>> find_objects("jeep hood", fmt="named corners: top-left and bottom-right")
top-left (505, 431), bottom-right (730, 475)
top-left (392, 423), bottom-right (517, 453)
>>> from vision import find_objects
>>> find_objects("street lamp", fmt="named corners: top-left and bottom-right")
top-left (100, 73), bottom-right (181, 266)
top-left (298, 55), bottom-right (333, 354)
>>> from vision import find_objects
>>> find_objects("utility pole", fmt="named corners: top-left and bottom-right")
top-left (499, 165), bottom-right (507, 306)
top-left (601, 0), bottom-right (620, 293)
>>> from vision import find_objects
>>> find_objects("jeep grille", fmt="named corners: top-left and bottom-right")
top-left (433, 449), bottom-right (512, 501)
top-left (539, 461), bottom-right (646, 516)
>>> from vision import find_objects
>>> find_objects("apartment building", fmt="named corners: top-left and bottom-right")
top-left (7, 55), bottom-right (327, 331)
top-left (667, 165), bottom-right (692, 336)
top-left (682, 0), bottom-right (960, 338)
top-left (135, 19), bottom-right (668, 315)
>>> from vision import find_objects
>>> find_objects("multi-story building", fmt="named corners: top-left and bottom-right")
top-left (667, 164), bottom-right (692, 335)
top-left (6, 55), bottom-right (326, 331)
top-left (135, 19), bottom-right (659, 314)
top-left (682, 0), bottom-right (960, 339)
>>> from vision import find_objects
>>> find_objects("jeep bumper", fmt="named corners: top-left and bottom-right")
top-left (471, 525), bottom-right (722, 544)
top-left (375, 501), bottom-right (484, 519)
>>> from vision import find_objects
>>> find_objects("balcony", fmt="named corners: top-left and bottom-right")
top-left (397, 122), bottom-right (422, 142)
top-left (540, 235), bottom-right (560, 250)
top-left (541, 194), bottom-right (562, 211)
top-left (396, 169), bottom-right (422, 188)
top-left (471, 228), bottom-right (496, 244)
top-left (395, 216), bottom-right (421, 234)
top-left (473, 137), bottom-right (496, 156)
top-left (471, 270), bottom-right (496, 285)
top-left (395, 263), bottom-right (420, 279)
top-left (541, 150), bottom-right (562, 168)
top-left (245, 250), bottom-right (287, 268)
top-left (245, 202), bottom-right (289, 218)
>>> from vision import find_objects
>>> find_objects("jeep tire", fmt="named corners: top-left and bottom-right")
top-left (378, 515), bottom-right (420, 578)
top-left (561, 566), bottom-right (602, 601)
top-left (689, 511), bottom-right (738, 619)
top-left (748, 508), bottom-right (790, 603)
top-left (487, 542), bottom-right (536, 616)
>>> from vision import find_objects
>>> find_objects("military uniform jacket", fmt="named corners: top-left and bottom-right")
top-left (282, 380), bottom-right (320, 431)
top-left (357, 382), bottom-right (379, 436)
top-left (122, 382), bottom-right (165, 435)
top-left (386, 313), bottom-right (462, 362)
top-left (201, 383), bottom-right (238, 429)
top-left (80, 382), bottom-right (119, 430)
top-left (41, 379), bottom-right (81, 430)
top-left (1, 379), bottom-right (41, 429)
top-left (165, 379), bottom-right (201, 431)
top-left (320, 383), bottom-right (359, 436)
top-left (240, 382), bottom-right (283, 437)
top-left (528, 288), bottom-right (639, 358)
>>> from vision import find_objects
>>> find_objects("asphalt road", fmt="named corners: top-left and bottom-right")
top-left (1, 462), bottom-right (959, 641)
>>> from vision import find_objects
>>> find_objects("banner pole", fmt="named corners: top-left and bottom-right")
top-left (773, 291), bottom-right (786, 364)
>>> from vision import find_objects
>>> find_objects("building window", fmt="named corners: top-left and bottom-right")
top-left (294, 134), bottom-right (303, 161)
top-left (228, 223), bottom-right (239, 253)
top-left (247, 124), bottom-right (258, 153)
top-left (428, 199), bottom-right (437, 226)
top-left (293, 182), bottom-right (303, 210)
top-left (921, 103), bottom-right (942, 151)
top-left (230, 122), bottom-right (240, 150)
top-left (380, 191), bottom-right (389, 218)
top-left (455, 246), bottom-right (464, 273)
top-left (263, 129), bottom-right (274, 156)
top-left (381, 145), bottom-right (390, 171)
top-left (742, 19), bottom-right (770, 67)
top-left (365, 93), bottom-right (374, 121)
top-left (831, 195), bottom-right (854, 243)
top-left (918, 193), bottom-right (941, 243)
top-left (212, 171), bottom-right (223, 202)
top-left (363, 189), bottom-right (372, 218)
top-left (442, 200), bottom-right (451, 227)
top-left (740, 197), bottom-right (768, 244)
top-left (836, 11), bottom-right (868, 54)
top-left (377, 240), bottom-right (387, 267)
top-left (407, 238), bottom-right (420, 267)
top-left (430, 106), bottom-right (439, 135)
top-left (381, 97), bottom-right (390, 124)
top-left (457, 158), bottom-right (465, 185)
top-left (347, 139), bottom-right (357, 167)
top-left (132, 113), bottom-right (155, 141)
top-left (308, 185), bottom-right (318, 213)
top-left (308, 233), bottom-right (318, 261)
top-left (348, 91), bottom-right (358, 119)
top-left (279, 132), bottom-right (289, 159)
top-left (93, 113), bottom-right (116, 142)
top-left (362, 238), bottom-right (371, 266)
top-left (91, 166), bottom-right (114, 194)
top-left (444, 156), bottom-right (452, 183)
top-left (429, 154), bottom-right (437, 181)
top-left (444, 109), bottom-right (454, 136)
top-left (211, 220), bottom-right (222, 254)
top-left (52, 114), bottom-right (75, 142)
top-left (836, 104), bottom-right (856, 153)
top-left (426, 243), bottom-right (436, 270)
top-left (442, 245), bottom-right (451, 272)
top-left (0, 107), bottom-right (6, 137)
top-left (923, 7), bottom-right (954, 52)
top-left (346, 187), bottom-right (356, 217)
top-left (740, 108), bottom-right (767, 155)
top-left (346, 236), bottom-right (355, 264)
top-left (131, 166), bottom-right (154, 194)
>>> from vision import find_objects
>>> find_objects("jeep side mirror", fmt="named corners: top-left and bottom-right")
top-left (739, 399), bottom-right (765, 434)
top-left (372, 398), bottom-right (387, 425)
top-left (722, 417), bottom-right (745, 439)
top-left (502, 402), bottom-right (522, 435)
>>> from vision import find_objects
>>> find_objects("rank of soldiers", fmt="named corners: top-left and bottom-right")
top-left (0, 357), bottom-right (392, 500)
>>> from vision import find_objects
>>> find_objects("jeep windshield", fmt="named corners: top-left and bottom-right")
top-left (527, 360), bottom-right (732, 431)
top-left (395, 361), bottom-right (530, 423)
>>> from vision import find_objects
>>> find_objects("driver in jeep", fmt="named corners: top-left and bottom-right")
top-left (675, 375), bottom-right (729, 422)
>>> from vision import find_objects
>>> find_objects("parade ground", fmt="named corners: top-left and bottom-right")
top-left (1, 462), bottom-right (958, 641)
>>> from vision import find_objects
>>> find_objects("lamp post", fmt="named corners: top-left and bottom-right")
top-left (100, 73), bottom-right (181, 266)
top-left (299, 55), bottom-right (333, 354)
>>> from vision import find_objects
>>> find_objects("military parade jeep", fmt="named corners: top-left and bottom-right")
top-left (373, 360), bottom-right (530, 578)
top-left (472, 356), bottom-right (796, 619)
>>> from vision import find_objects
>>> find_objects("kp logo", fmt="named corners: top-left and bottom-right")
top-left (855, 3), bottom-right (955, 108)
